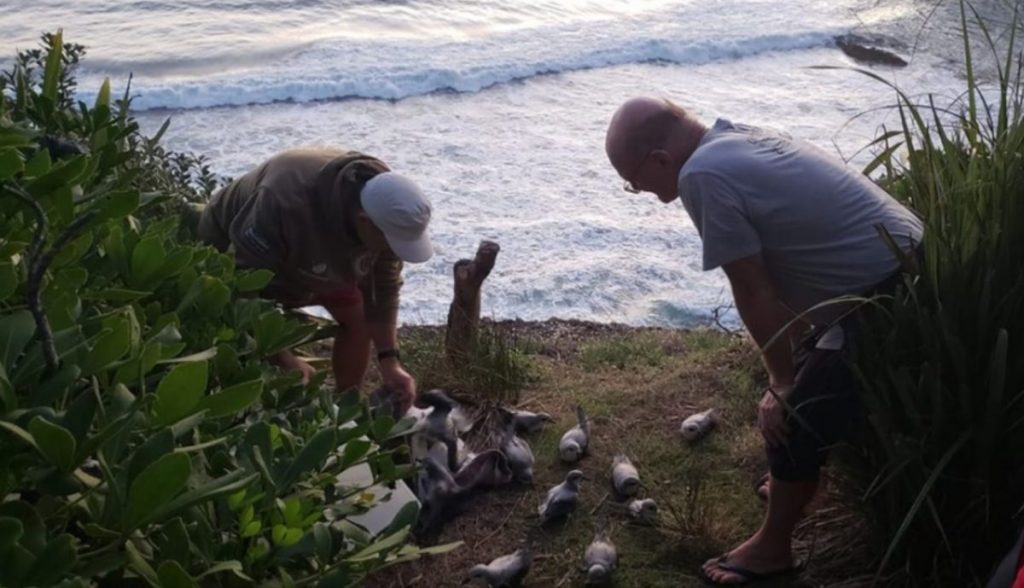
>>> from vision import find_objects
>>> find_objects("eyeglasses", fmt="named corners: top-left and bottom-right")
top-left (621, 151), bottom-right (652, 194)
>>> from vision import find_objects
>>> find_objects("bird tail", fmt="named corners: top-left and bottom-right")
top-left (594, 514), bottom-right (610, 541)
top-left (499, 410), bottom-right (517, 445)
top-left (576, 405), bottom-right (590, 436)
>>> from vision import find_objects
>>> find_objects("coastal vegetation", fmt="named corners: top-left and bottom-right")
top-left (2, 2), bottom-right (1023, 583)
top-left (842, 3), bottom-right (1024, 583)
top-left (0, 32), bottom-right (458, 587)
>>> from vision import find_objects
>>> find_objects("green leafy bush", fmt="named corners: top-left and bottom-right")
top-left (846, 4), bottom-right (1024, 584)
top-left (0, 32), bottom-right (456, 587)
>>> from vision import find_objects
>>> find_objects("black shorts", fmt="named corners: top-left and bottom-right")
top-left (766, 320), bottom-right (865, 482)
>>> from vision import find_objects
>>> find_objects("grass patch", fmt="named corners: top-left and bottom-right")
top-left (400, 323), bottom-right (536, 403)
top-left (579, 333), bottom-right (667, 370)
top-left (679, 328), bottom-right (738, 356)
top-left (366, 324), bottom-right (808, 587)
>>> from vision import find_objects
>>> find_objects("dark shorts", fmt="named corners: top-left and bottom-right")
top-left (766, 320), bottom-right (865, 482)
top-left (316, 286), bottom-right (363, 310)
top-left (766, 254), bottom-right (920, 482)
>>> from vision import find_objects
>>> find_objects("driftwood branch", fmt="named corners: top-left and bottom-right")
top-left (445, 240), bottom-right (500, 360)
top-left (711, 304), bottom-right (738, 335)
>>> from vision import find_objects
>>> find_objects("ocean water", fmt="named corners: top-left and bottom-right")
top-left (0, 1), bottom-right (990, 327)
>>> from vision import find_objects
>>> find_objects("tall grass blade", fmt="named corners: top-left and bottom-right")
top-left (960, 0), bottom-right (978, 143)
top-left (873, 432), bottom-right (970, 584)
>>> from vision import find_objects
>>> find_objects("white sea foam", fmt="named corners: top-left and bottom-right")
top-left (2, 0), bottom-right (919, 111)
top-left (0, 0), bottom-right (986, 327)
top-left (92, 29), bottom-right (847, 110)
top-left (136, 50), bottom-right (966, 328)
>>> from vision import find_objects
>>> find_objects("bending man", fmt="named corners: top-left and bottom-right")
top-left (605, 97), bottom-right (922, 585)
top-left (199, 148), bottom-right (433, 413)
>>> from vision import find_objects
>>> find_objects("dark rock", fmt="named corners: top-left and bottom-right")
top-left (834, 34), bottom-right (909, 68)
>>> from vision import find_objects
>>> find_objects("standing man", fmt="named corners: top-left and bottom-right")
top-left (199, 148), bottom-right (433, 414)
top-left (605, 97), bottom-right (922, 585)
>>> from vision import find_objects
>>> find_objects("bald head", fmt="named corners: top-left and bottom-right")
top-left (606, 97), bottom-right (697, 172)
top-left (604, 97), bottom-right (706, 202)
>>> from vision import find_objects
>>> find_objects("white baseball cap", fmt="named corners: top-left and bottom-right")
top-left (360, 172), bottom-right (434, 263)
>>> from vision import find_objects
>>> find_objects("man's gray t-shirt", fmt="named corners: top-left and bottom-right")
top-left (678, 119), bottom-right (923, 322)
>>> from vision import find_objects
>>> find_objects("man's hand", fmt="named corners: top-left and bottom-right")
top-left (272, 350), bottom-right (316, 385)
top-left (758, 385), bottom-right (793, 448)
top-left (380, 360), bottom-right (417, 414)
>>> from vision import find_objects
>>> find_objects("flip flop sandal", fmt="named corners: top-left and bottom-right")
top-left (699, 555), bottom-right (805, 586)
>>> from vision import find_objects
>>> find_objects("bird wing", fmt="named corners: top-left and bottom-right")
top-left (547, 489), bottom-right (577, 517)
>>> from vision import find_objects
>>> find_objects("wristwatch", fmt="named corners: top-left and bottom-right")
top-left (377, 349), bottom-right (401, 362)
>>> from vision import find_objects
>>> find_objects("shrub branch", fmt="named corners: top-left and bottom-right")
top-left (4, 184), bottom-right (59, 370)
top-left (4, 184), bottom-right (97, 372)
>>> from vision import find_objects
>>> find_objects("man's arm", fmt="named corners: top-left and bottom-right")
top-left (368, 321), bottom-right (399, 358)
top-left (721, 254), bottom-right (796, 388)
top-left (369, 319), bottom-right (416, 413)
top-left (362, 252), bottom-right (416, 411)
top-left (722, 253), bottom-right (800, 448)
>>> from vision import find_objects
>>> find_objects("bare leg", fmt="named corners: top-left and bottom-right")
top-left (326, 303), bottom-right (371, 391)
top-left (702, 477), bottom-right (816, 583)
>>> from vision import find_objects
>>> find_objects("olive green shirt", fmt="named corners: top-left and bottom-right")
top-left (198, 148), bottom-right (403, 324)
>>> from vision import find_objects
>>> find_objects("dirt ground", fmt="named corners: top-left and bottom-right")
top-left (343, 320), bottom-right (876, 587)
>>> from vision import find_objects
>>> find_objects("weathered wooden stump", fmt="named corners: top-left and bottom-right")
top-left (445, 240), bottom-right (500, 360)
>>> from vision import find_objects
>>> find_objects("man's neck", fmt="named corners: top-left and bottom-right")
top-left (673, 122), bottom-right (708, 172)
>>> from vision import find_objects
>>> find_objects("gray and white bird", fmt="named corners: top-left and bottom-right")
top-left (416, 455), bottom-right (465, 536)
top-left (467, 548), bottom-right (532, 587)
top-left (611, 453), bottom-right (641, 497)
top-left (538, 470), bottom-right (585, 524)
top-left (428, 436), bottom-right (475, 471)
top-left (455, 449), bottom-right (514, 490)
top-left (583, 526), bottom-right (618, 585)
top-left (679, 408), bottom-right (717, 441)
top-left (627, 498), bottom-right (659, 525)
top-left (419, 389), bottom-right (472, 471)
top-left (417, 451), bottom-right (514, 537)
top-left (558, 405), bottom-right (590, 463)
top-left (500, 414), bottom-right (536, 483)
top-left (409, 405), bottom-right (466, 468)
top-left (507, 409), bottom-right (555, 435)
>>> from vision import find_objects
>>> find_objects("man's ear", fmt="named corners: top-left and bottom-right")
top-left (355, 211), bottom-right (384, 239)
top-left (354, 210), bottom-right (374, 229)
top-left (650, 149), bottom-right (672, 166)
